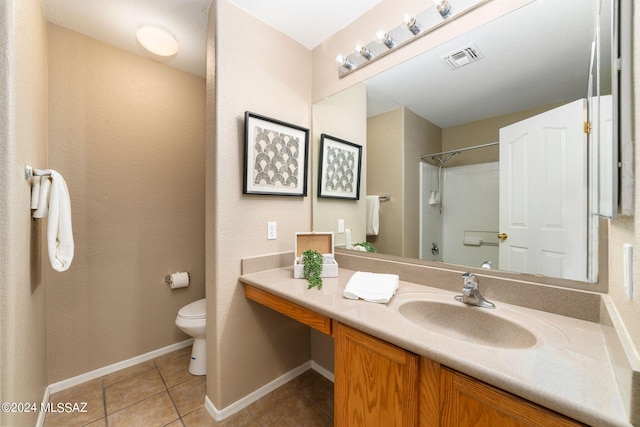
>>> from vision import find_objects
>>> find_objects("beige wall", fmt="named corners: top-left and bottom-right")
top-left (313, 83), bottom-right (368, 245)
top-left (207, 0), bottom-right (313, 409)
top-left (366, 108), bottom-right (439, 258)
top-left (46, 25), bottom-right (206, 382)
top-left (367, 109), bottom-right (403, 255)
top-left (0, 1), bottom-right (49, 426)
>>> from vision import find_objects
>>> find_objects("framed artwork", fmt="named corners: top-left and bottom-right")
top-left (243, 112), bottom-right (309, 196)
top-left (317, 134), bottom-right (362, 200)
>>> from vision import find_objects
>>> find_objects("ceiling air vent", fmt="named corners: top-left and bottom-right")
top-left (440, 43), bottom-right (484, 70)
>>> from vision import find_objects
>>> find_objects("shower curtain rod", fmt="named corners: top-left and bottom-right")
top-left (420, 141), bottom-right (499, 161)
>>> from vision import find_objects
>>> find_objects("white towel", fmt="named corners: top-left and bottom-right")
top-left (343, 271), bottom-right (399, 304)
top-left (47, 170), bottom-right (74, 272)
top-left (32, 176), bottom-right (51, 219)
top-left (366, 195), bottom-right (380, 236)
top-left (30, 176), bottom-right (42, 209)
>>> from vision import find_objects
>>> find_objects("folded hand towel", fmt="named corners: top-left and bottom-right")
top-left (32, 177), bottom-right (51, 219)
top-left (343, 271), bottom-right (399, 304)
top-left (47, 170), bottom-right (74, 272)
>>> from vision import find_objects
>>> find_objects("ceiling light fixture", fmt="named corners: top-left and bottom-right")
top-left (136, 25), bottom-right (179, 57)
top-left (375, 30), bottom-right (396, 49)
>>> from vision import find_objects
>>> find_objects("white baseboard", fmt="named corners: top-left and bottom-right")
top-left (311, 360), bottom-right (334, 383)
top-left (204, 360), bottom-right (334, 422)
top-left (35, 386), bottom-right (51, 427)
top-left (47, 339), bottom-right (193, 394)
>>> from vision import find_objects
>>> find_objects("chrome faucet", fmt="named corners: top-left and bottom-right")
top-left (454, 272), bottom-right (495, 309)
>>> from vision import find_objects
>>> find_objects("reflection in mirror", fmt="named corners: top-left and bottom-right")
top-left (313, 0), bottom-right (616, 284)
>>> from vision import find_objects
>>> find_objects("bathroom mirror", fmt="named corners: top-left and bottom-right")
top-left (313, 0), bottom-right (617, 284)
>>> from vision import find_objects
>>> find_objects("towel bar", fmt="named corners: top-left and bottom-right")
top-left (25, 165), bottom-right (52, 179)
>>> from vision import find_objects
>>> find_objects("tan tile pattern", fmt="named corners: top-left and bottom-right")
top-left (103, 360), bottom-right (156, 387)
top-left (105, 369), bottom-right (166, 414)
top-left (107, 392), bottom-right (179, 427)
top-left (43, 346), bottom-right (334, 426)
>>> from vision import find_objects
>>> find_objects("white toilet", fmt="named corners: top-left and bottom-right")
top-left (175, 298), bottom-right (206, 375)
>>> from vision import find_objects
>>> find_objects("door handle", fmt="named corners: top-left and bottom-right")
top-left (497, 233), bottom-right (508, 241)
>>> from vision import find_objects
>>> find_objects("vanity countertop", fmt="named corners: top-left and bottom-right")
top-left (239, 266), bottom-right (632, 427)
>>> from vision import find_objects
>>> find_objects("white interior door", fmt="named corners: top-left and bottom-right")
top-left (499, 99), bottom-right (588, 281)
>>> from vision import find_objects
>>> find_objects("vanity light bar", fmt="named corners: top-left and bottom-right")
top-left (336, 0), bottom-right (487, 78)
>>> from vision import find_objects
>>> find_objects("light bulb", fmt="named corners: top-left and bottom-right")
top-left (375, 30), bottom-right (395, 49)
top-left (432, 0), bottom-right (453, 19)
top-left (403, 14), bottom-right (421, 35)
top-left (355, 42), bottom-right (373, 60)
top-left (335, 54), bottom-right (354, 70)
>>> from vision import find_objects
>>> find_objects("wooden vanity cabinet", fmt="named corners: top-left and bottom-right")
top-left (438, 368), bottom-right (585, 427)
top-left (335, 323), bottom-right (584, 427)
top-left (242, 285), bottom-right (585, 427)
top-left (335, 322), bottom-right (419, 426)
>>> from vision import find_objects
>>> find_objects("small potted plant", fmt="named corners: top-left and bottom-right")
top-left (301, 249), bottom-right (323, 290)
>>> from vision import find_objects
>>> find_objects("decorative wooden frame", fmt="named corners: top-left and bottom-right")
top-left (243, 111), bottom-right (309, 196)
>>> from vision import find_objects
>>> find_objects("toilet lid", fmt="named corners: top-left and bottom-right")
top-left (178, 298), bottom-right (206, 319)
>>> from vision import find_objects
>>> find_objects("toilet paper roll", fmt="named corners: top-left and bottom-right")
top-left (166, 272), bottom-right (190, 289)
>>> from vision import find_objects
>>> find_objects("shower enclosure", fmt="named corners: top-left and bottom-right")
top-left (419, 160), bottom-right (499, 269)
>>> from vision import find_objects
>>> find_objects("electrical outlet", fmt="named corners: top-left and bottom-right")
top-left (267, 221), bottom-right (277, 240)
top-left (338, 219), bottom-right (345, 233)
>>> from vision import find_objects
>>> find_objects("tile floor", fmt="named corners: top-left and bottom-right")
top-left (44, 345), bottom-right (334, 427)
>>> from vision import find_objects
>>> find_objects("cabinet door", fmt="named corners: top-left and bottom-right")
top-left (335, 322), bottom-right (419, 427)
top-left (440, 368), bottom-right (585, 427)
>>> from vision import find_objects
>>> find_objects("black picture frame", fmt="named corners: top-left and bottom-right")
top-left (243, 111), bottom-right (309, 197)
top-left (317, 134), bottom-right (362, 200)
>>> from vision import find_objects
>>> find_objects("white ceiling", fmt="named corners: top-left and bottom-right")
top-left (226, 0), bottom-right (383, 50)
top-left (41, 0), bottom-right (604, 129)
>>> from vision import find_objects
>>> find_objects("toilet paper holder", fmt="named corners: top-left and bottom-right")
top-left (165, 272), bottom-right (190, 286)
